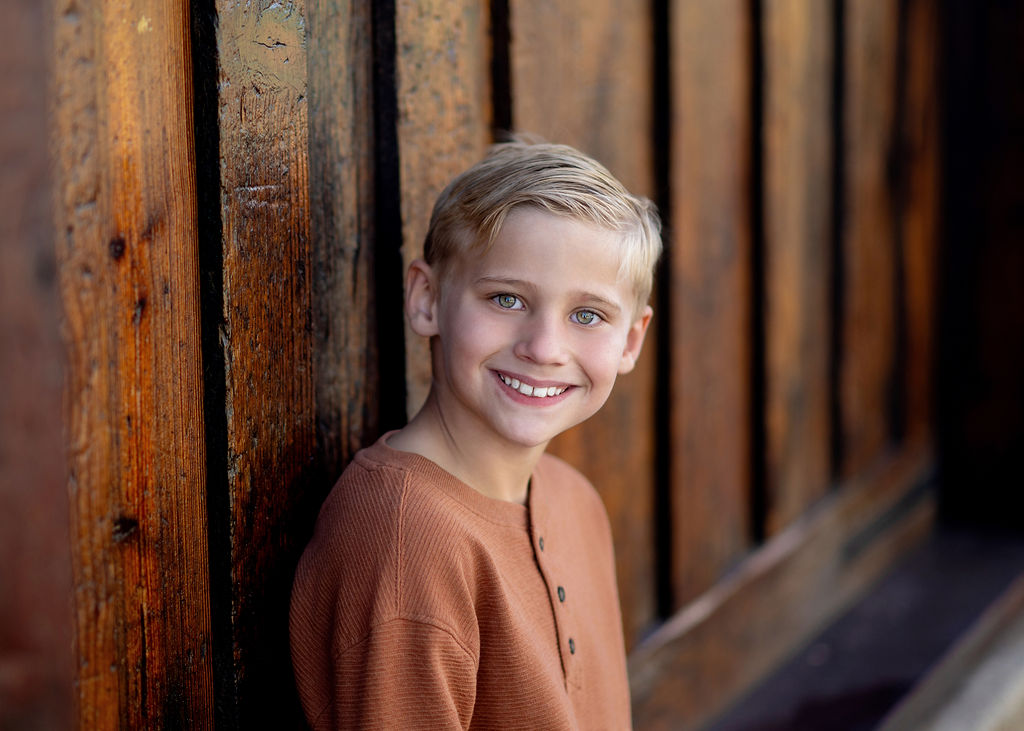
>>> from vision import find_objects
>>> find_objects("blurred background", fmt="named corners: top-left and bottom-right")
top-left (1, 0), bottom-right (1022, 728)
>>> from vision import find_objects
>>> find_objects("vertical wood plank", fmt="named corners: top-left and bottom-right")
top-left (0, 0), bottom-right (72, 726)
top-left (901, 0), bottom-right (939, 446)
top-left (509, 2), bottom-right (653, 195)
top-left (669, 0), bottom-right (753, 606)
top-left (509, 0), bottom-right (657, 647)
top-left (395, 0), bottom-right (491, 415)
top-left (53, 0), bottom-right (214, 726)
top-left (762, 0), bottom-right (833, 534)
top-left (212, 0), bottom-right (316, 725)
top-left (840, 0), bottom-right (900, 476)
top-left (307, 1), bottom-right (379, 482)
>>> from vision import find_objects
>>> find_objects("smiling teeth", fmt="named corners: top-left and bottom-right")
top-left (499, 374), bottom-right (566, 398)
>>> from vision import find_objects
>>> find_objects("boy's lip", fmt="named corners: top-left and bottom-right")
top-left (492, 370), bottom-right (575, 401)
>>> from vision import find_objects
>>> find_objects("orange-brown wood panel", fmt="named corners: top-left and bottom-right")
top-left (840, 0), bottom-right (900, 477)
top-left (901, 0), bottom-right (940, 446)
top-left (669, 0), bottom-right (753, 606)
top-left (213, 1), bottom-right (316, 725)
top-left (762, 0), bottom-right (833, 534)
top-left (209, 1), bottom-right (382, 724)
top-left (307, 0), bottom-right (379, 479)
top-left (396, 0), bottom-right (491, 415)
top-left (510, 0), bottom-right (657, 647)
top-left (509, 2), bottom-right (653, 195)
top-left (0, 0), bottom-right (71, 725)
top-left (53, 0), bottom-right (214, 726)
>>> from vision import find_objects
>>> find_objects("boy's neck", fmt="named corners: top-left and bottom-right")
top-left (387, 394), bottom-right (546, 505)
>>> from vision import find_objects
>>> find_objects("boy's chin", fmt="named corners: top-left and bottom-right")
top-left (499, 431), bottom-right (555, 451)
top-left (497, 416), bottom-right (593, 451)
top-left (488, 421), bottom-right (560, 450)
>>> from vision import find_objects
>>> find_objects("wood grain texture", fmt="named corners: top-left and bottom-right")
top-left (509, 1), bottom-right (653, 195)
top-left (840, 0), bottom-right (900, 477)
top-left (900, 0), bottom-right (939, 446)
top-left (213, 0), bottom-right (314, 724)
top-left (206, 0), bottom-right (315, 724)
top-left (762, 0), bottom-right (833, 534)
top-left (669, 0), bottom-right (752, 606)
top-left (307, 0), bottom-right (379, 481)
top-left (395, 0), bottom-right (491, 416)
top-left (510, 0), bottom-right (658, 648)
top-left (0, 0), bottom-right (72, 726)
top-left (53, 0), bottom-right (214, 726)
top-left (630, 444), bottom-right (935, 730)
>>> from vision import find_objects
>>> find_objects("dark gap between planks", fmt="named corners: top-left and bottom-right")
top-left (189, 0), bottom-right (236, 727)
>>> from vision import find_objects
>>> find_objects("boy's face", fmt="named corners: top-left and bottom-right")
top-left (411, 206), bottom-right (651, 452)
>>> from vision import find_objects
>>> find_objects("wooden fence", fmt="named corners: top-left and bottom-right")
top-left (40, 0), bottom-right (940, 727)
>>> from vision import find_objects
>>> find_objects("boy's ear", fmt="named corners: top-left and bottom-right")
top-left (406, 259), bottom-right (440, 337)
top-left (618, 305), bottom-right (653, 374)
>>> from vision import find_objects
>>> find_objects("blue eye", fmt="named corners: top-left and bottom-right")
top-left (571, 310), bottom-right (601, 325)
top-left (494, 294), bottom-right (522, 309)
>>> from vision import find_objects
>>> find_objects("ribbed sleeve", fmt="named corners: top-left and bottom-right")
top-left (313, 618), bottom-right (477, 730)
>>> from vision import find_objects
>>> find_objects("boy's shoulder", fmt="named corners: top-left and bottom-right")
top-left (301, 435), bottom-right (530, 591)
top-left (292, 434), bottom-right (532, 657)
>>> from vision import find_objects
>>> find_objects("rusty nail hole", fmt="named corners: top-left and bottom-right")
top-left (112, 515), bottom-right (139, 543)
top-left (109, 236), bottom-right (126, 261)
top-left (132, 296), bottom-right (148, 325)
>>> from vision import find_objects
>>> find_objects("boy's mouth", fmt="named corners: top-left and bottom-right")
top-left (495, 371), bottom-right (570, 399)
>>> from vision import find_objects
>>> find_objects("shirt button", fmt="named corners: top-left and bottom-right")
top-left (568, 638), bottom-right (576, 655)
top-left (557, 586), bottom-right (565, 602)
top-left (539, 536), bottom-right (545, 552)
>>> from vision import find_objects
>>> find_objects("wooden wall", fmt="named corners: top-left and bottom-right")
top-left (43, 0), bottom-right (941, 727)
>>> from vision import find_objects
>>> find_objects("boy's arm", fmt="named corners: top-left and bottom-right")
top-left (310, 617), bottom-right (478, 730)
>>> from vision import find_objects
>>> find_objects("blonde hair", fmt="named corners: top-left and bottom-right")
top-left (423, 139), bottom-right (662, 314)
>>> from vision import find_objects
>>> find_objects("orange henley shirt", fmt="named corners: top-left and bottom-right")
top-left (289, 433), bottom-right (631, 730)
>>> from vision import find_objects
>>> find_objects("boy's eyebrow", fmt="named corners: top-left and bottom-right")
top-left (474, 276), bottom-right (624, 315)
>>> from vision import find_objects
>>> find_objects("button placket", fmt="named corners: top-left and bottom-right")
top-left (532, 514), bottom-right (578, 687)
top-left (546, 539), bottom-right (578, 678)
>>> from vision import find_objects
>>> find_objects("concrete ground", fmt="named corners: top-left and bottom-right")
top-left (705, 525), bottom-right (1024, 731)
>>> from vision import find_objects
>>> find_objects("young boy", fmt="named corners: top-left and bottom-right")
top-left (290, 140), bottom-right (661, 730)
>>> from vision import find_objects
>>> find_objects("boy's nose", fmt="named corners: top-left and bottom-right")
top-left (513, 315), bottom-right (570, 365)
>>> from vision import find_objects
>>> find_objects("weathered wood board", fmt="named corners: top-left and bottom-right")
top-left (762, 0), bottom-right (834, 534)
top-left (212, 0), bottom-right (319, 725)
top-left (668, 0), bottom-right (753, 605)
top-left (307, 0), bottom-right (381, 474)
top-left (54, 0), bottom-right (214, 726)
top-left (840, 0), bottom-right (900, 477)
